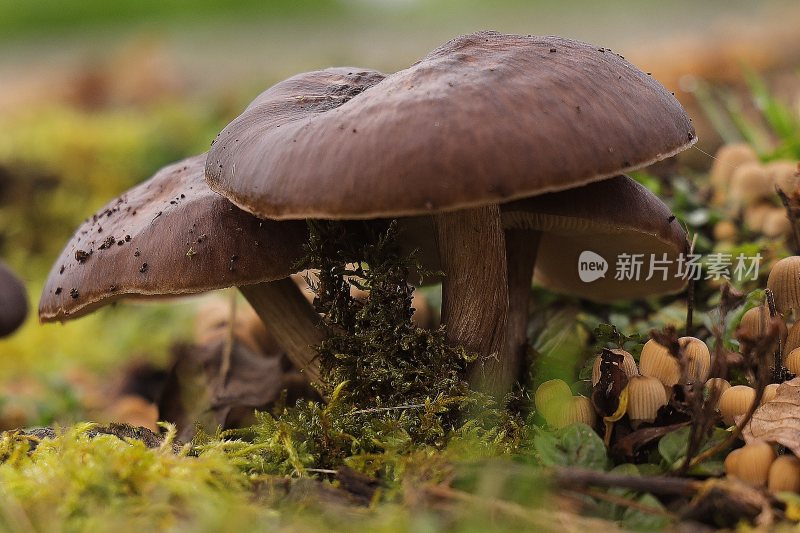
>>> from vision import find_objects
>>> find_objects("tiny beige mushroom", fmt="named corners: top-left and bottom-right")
top-left (761, 383), bottom-right (780, 405)
top-left (719, 385), bottom-right (757, 426)
top-left (626, 375), bottom-right (667, 425)
top-left (551, 395), bottom-right (596, 429)
top-left (732, 441), bottom-right (776, 487)
top-left (729, 162), bottom-right (773, 209)
top-left (705, 378), bottom-right (731, 409)
top-left (591, 349), bottom-right (638, 386)
top-left (786, 348), bottom-right (800, 375)
top-left (768, 454), bottom-right (800, 493)
top-left (535, 379), bottom-right (572, 423)
top-left (767, 256), bottom-right (800, 313)
top-left (710, 143), bottom-right (759, 205)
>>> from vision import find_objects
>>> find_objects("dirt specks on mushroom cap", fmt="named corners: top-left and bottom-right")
top-left (39, 154), bottom-right (308, 322)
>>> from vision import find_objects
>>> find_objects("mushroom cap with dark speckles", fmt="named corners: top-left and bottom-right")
top-left (39, 154), bottom-right (308, 322)
top-left (206, 31), bottom-right (695, 220)
top-left (0, 261), bottom-right (28, 337)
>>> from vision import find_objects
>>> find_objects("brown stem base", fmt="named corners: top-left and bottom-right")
top-left (240, 277), bottom-right (324, 385)
top-left (434, 205), bottom-right (509, 398)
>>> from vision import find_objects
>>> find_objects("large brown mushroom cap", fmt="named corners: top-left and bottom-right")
top-left (39, 154), bottom-right (308, 322)
top-left (206, 31), bottom-right (695, 220)
top-left (0, 261), bottom-right (28, 337)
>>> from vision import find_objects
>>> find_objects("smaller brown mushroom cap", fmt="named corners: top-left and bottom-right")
top-left (39, 154), bottom-right (308, 321)
top-left (0, 261), bottom-right (28, 337)
top-left (397, 175), bottom-right (687, 303)
top-left (767, 257), bottom-right (800, 314)
top-left (501, 176), bottom-right (687, 302)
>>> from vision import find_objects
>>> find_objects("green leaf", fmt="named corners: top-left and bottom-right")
top-left (621, 493), bottom-right (670, 531)
top-left (532, 424), bottom-right (609, 471)
top-left (658, 426), bottom-right (729, 473)
top-left (658, 427), bottom-right (690, 468)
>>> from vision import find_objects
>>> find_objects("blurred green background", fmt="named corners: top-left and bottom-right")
top-left (0, 0), bottom-right (798, 428)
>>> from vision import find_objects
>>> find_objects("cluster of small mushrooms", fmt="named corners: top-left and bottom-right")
top-left (710, 143), bottom-right (799, 241)
top-left (534, 252), bottom-right (800, 494)
top-left (534, 337), bottom-right (710, 430)
top-left (39, 31), bottom-right (695, 399)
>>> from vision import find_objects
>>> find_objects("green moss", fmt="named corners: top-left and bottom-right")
top-left (0, 424), bottom-right (271, 532)
top-left (209, 221), bottom-right (522, 482)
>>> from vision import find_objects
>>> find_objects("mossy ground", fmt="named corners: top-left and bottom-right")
top-left (1, 21), bottom-right (800, 530)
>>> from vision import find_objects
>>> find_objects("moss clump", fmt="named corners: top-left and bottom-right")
top-left (217, 221), bottom-right (521, 480)
top-left (0, 424), bottom-right (269, 532)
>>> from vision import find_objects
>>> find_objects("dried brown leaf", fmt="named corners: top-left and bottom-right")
top-left (742, 377), bottom-right (800, 455)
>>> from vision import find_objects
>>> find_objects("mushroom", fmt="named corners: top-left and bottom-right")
top-left (730, 441), bottom-right (776, 487)
top-left (39, 154), bottom-right (324, 383)
top-left (205, 32), bottom-right (695, 396)
top-left (0, 260), bottom-right (28, 338)
top-left (403, 174), bottom-right (687, 391)
top-left (767, 256), bottom-right (800, 314)
top-left (768, 454), bottom-right (800, 493)
top-left (591, 349), bottom-right (638, 386)
top-left (719, 385), bottom-right (757, 426)
top-left (550, 395), bottom-right (596, 429)
top-left (710, 143), bottom-right (759, 205)
top-left (626, 375), bottom-right (667, 425)
top-left (534, 378), bottom-right (571, 423)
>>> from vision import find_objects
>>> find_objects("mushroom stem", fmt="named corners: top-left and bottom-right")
top-left (434, 205), bottom-right (509, 398)
top-left (503, 229), bottom-right (541, 391)
top-left (239, 277), bottom-right (323, 384)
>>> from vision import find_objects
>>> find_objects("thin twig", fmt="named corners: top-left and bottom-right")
top-left (349, 403), bottom-right (426, 415)
top-left (689, 317), bottom-right (775, 467)
top-left (567, 487), bottom-right (675, 518)
top-left (550, 467), bottom-right (700, 497)
top-left (686, 232), bottom-right (698, 337)
top-left (422, 484), bottom-right (623, 531)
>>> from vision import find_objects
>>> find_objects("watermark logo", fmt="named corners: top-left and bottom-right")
top-left (577, 251), bottom-right (763, 283)
top-left (578, 250), bottom-right (608, 283)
